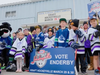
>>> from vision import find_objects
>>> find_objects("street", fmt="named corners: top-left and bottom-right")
top-left (1, 70), bottom-right (94, 75)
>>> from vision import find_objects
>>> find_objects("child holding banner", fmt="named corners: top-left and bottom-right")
top-left (69, 19), bottom-right (87, 74)
top-left (54, 18), bottom-right (69, 48)
top-left (43, 28), bottom-right (55, 48)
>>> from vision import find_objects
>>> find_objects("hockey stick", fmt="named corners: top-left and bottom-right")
top-left (74, 35), bottom-right (78, 75)
top-left (29, 32), bottom-right (35, 48)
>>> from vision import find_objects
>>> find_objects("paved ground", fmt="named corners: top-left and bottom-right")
top-left (1, 70), bottom-right (94, 75)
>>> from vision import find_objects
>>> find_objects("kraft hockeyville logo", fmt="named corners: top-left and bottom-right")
top-left (89, 3), bottom-right (100, 13)
top-left (31, 50), bottom-right (52, 68)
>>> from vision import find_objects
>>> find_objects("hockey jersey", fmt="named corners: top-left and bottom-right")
top-left (69, 29), bottom-right (86, 54)
top-left (54, 28), bottom-right (69, 47)
top-left (86, 27), bottom-right (100, 54)
top-left (83, 29), bottom-right (91, 48)
top-left (43, 35), bottom-right (55, 48)
top-left (10, 37), bottom-right (27, 59)
top-left (34, 32), bottom-right (44, 47)
top-left (44, 33), bottom-right (48, 38)
top-left (0, 36), bottom-right (12, 49)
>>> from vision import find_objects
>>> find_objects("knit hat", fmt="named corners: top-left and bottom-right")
top-left (30, 26), bottom-right (36, 32)
top-left (68, 19), bottom-right (73, 24)
top-left (48, 28), bottom-right (54, 33)
top-left (83, 21), bottom-right (88, 25)
top-left (70, 19), bottom-right (79, 27)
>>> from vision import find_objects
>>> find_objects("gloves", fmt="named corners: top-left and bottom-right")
top-left (35, 40), bottom-right (38, 44)
top-left (0, 57), bottom-right (3, 62)
top-left (31, 39), bottom-right (35, 43)
top-left (71, 42), bottom-right (79, 49)
top-left (0, 41), bottom-right (6, 48)
top-left (96, 25), bottom-right (100, 31)
top-left (36, 45), bottom-right (43, 52)
top-left (28, 45), bottom-right (33, 53)
top-left (94, 31), bottom-right (100, 38)
top-left (74, 30), bottom-right (83, 38)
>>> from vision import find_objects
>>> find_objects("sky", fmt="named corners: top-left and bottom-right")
top-left (0, 0), bottom-right (27, 5)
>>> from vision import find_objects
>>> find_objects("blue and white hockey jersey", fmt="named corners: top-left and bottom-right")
top-left (54, 28), bottom-right (69, 47)
top-left (0, 36), bottom-right (12, 49)
top-left (34, 32), bottom-right (44, 47)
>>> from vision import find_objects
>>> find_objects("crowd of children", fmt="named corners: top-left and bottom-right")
top-left (0, 16), bottom-right (100, 75)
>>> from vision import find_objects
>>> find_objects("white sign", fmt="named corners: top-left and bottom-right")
top-left (38, 9), bottom-right (71, 23)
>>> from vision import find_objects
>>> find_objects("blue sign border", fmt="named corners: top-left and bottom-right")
top-left (29, 47), bottom-right (75, 75)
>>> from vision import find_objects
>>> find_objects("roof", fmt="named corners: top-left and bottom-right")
top-left (0, 0), bottom-right (46, 7)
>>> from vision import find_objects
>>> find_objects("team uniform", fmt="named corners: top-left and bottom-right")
top-left (86, 26), bottom-right (100, 75)
top-left (0, 36), bottom-right (12, 68)
top-left (69, 19), bottom-right (87, 73)
top-left (54, 28), bottom-right (69, 47)
top-left (10, 38), bottom-right (27, 59)
top-left (34, 32), bottom-right (44, 48)
top-left (43, 35), bottom-right (55, 48)
top-left (87, 27), bottom-right (100, 55)
top-left (69, 29), bottom-right (86, 54)
top-left (44, 33), bottom-right (48, 38)
top-left (0, 36), bottom-right (12, 49)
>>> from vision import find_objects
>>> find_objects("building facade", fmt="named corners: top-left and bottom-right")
top-left (0, 0), bottom-right (97, 32)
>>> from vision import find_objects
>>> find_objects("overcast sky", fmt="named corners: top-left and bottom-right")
top-left (0, 0), bottom-right (27, 5)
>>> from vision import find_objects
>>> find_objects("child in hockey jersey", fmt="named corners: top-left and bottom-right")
top-left (83, 21), bottom-right (93, 70)
top-left (43, 28), bottom-right (55, 48)
top-left (54, 18), bottom-right (69, 48)
top-left (10, 32), bottom-right (27, 73)
top-left (87, 17), bottom-right (100, 75)
top-left (69, 19), bottom-right (87, 74)
top-left (34, 25), bottom-right (44, 51)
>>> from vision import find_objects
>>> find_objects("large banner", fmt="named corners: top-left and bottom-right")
top-left (29, 47), bottom-right (75, 75)
top-left (87, 0), bottom-right (100, 18)
top-left (38, 9), bottom-right (71, 23)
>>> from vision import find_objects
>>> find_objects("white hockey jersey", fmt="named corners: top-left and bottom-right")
top-left (69, 29), bottom-right (86, 54)
top-left (87, 27), bottom-right (100, 54)
top-left (43, 36), bottom-right (55, 48)
top-left (10, 37), bottom-right (27, 59)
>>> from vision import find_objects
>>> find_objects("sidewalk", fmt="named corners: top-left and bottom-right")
top-left (1, 70), bottom-right (94, 75)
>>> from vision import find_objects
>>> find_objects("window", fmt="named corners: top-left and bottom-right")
top-left (11, 11), bottom-right (16, 17)
top-left (5, 11), bottom-right (16, 18)
top-left (5, 12), bottom-right (10, 17)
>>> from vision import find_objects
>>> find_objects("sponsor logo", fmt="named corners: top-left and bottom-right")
top-left (89, 3), bottom-right (100, 13)
top-left (31, 50), bottom-right (52, 68)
